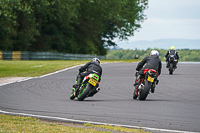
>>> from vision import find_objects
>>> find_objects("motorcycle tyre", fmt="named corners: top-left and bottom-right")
top-left (70, 79), bottom-right (78, 100)
top-left (133, 91), bottom-right (138, 99)
top-left (70, 89), bottom-right (75, 100)
top-left (77, 83), bottom-right (92, 101)
top-left (139, 81), bottom-right (151, 100)
top-left (169, 63), bottom-right (173, 75)
top-left (70, 93), bottom-right (75, 100)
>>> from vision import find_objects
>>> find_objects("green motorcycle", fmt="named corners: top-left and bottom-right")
top-left (70, 73), bottom-right (100, 101)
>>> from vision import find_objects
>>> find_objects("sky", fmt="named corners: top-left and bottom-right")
top-left (114, 0), bottom-right (200, 48)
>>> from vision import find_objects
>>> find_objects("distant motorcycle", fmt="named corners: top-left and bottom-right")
top-left (70, 73), bottom-right (100, 101)
top-left (168, 55), bottom-right (177, 75)
top-left (133, 69), bottom-right (159, 100)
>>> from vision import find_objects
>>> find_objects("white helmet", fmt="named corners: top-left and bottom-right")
top-left (150, 50), bottom-right (159, 56)
top-left (92, 58), bottom-right (100, 65)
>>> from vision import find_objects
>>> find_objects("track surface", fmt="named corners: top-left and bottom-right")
top-left (0, 63), bottom-right (200, 132)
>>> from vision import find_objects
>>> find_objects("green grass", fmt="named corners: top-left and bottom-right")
top-left (0, 114), bottom-right (150, 133)
top-left (84, 123), bottom-right (150, 133)
top-left (0, 114), bottom-right (108, 133)
top-left (0, 59), bottom-right (140, 77)
top-left (0, 60), bottom-right (89, 77)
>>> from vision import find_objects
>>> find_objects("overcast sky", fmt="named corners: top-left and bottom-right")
top-left (116, 0), bottom-right (200, 42)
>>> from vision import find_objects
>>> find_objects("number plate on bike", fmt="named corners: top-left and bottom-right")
top-left (147, 76), bottom-right (154, 82)
top-left (88, 78), bottom-right (97, 86)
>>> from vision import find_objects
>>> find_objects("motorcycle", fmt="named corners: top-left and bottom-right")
top-left (168, 55), bottom-right (177, 75)
top-left (133, 69), bottom-right (159, 100)
top-left (70, 73), bottom-right (100, 101)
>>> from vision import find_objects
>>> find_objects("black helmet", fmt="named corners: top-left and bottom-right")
top-left (92, 58), bottom-right (100, 65)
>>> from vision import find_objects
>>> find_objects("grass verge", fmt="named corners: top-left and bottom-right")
top-left (0, 114), bottom-right (150, 133)
top-left (0, 59), bottom-right (140, 77)
top-left (0, 60), bottom-right (89, 77)
top-left (84, 123), bottom-right (150, 133)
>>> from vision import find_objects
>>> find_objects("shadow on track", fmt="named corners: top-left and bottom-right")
top-left (71, 98), bottom-right (172, 102)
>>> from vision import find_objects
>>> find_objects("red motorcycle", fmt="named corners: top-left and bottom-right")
top-left (133, 69), bottom-right (159, 100)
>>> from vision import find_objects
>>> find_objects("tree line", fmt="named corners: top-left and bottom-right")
top-left (106, 48), bottom-right (200, 61)
top-left (0, 0), bottom-right (148, 55)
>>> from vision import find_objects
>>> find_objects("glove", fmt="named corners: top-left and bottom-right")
top-left (79, 68), bottom-right (84, 72)
top-left (135, 71), bottom-right (139, 77)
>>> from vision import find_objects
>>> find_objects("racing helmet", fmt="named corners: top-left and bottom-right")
top-left (150, 50), bottom-right (159, 56)
top-left (92, 58), bottom-right (100, 65)
top-left (170, 46), bottom-right (175, 50)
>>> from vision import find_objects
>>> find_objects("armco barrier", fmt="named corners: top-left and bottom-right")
top-left (2, 51), bottom-right (12, 60)
top-left (0, 51), bottom-right (106, 60)
top-left (0, 51), bottom-right (2, 60)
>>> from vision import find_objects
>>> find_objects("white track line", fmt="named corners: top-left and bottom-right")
top-left (0, 63), bottom-right (199, 133)
top-left (38, 64), bottom-right (83, 78)
top-left (0, 64), bottom-right (83, 87)
top-left (0, 110), bottom-right (198, 133)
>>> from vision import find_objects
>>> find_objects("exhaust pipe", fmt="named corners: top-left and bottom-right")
top-left (96, 87), bottom-right (100, 91)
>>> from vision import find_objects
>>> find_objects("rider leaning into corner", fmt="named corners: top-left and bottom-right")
top-left (134, 50), bottom-right (162, 86)
top-left (165, 46), bottom-right (179, 68)
top-left (72, 58), bottom-right (102, 95)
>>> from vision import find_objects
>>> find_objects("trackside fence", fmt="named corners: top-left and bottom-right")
top-left (0, 51), bottom-right (106, 60)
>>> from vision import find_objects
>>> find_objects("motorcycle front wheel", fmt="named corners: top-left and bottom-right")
top-left (169, 63), bottom-right (173, 75)
top-left (70, 89), bottom-right (75, 100)
top-left (133, 88), bottom-right (138, 99)
top-left (139, 81), bottom-right (151, 100)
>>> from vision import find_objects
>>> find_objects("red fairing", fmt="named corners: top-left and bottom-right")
top-left (144, 69), bottom-right (159, 76)
top-left (85, 75), bottom-right (90, 79)
top-left (134, 75), bottom-right (145, 89)
top-left (134, 78), bottom-right (137, 89)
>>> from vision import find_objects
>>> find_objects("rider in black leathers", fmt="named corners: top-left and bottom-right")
top-left (165, 46), bottom-right (179, 68)
top-left (73, 58), bottom-right (102, 94)
top-left (134, 50), bottom-right (162, 86)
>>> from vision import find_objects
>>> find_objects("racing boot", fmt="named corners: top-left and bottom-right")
top-left (73, 84), bottom-right (81, 89)
top-left (134, 75), bottom-right (141, 86)
top-left (174, 64), bottom-right (177, 69)
top-left (151, 83), bottom-right (155, 93)
top-left (166, 62), bottom-right (169, 68)
top-left (73, 83), bottom-right (81, 97)
top-left (72, 76), bottom-right (82, 92)
top-left (156, 79), bottom-right (159, 85)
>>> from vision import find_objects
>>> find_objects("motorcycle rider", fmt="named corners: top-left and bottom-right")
top-left (134, 50), bottom-right (162, 87)
top-left (72, 58), bottom-right (102, 96)
top-left (165, 46), bottom-right (179, 68)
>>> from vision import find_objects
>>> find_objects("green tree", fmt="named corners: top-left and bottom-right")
top-left (73, 0), bottom-right (148, 55)
top-left (0, 0), bottom-right (39, 50)
top-left (29, 0), bottom-right (81, 52)
top-left (0, 0), bottom-right (80, 52)
top-left (106, 48), bottom-right (200, 61)
top-left (0, 0), bottom-right (148, 56)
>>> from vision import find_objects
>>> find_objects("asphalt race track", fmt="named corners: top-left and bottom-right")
top-left (0, 62), bottom-right (200, 133)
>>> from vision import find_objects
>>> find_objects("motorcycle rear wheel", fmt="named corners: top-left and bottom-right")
top-left (77, 83), bottom-right (92, 101)
top-left (139, 81), bottom-right (151, 100)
